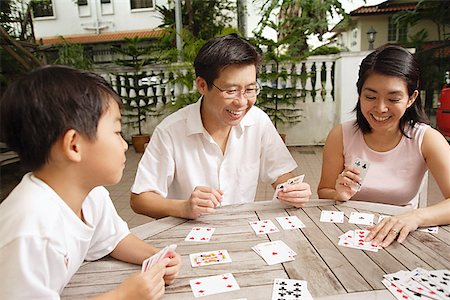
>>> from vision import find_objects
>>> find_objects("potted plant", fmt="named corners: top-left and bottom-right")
top-left (253, 21), bottom-right (304, 142)
top-left (113, 37), bottom-right (162, 153)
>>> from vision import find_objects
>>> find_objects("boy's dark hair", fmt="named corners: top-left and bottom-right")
top-left (0, 65), bottom-right (122, 171)
top-left (354, 45), bottom-right (429, 136)
top-left (193, 34), bottom-right (261, 88)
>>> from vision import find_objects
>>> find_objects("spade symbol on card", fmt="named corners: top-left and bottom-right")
top-left (352, 158), bottom-right (370, 191)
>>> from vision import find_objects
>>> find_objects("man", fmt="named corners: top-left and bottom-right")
top-left (131, 34), bottom-right (311, 219)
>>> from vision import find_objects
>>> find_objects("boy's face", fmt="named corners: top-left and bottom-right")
top-left (81, 97), bottom-right (128, 187)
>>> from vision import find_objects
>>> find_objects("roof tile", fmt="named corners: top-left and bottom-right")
top-left (39, 28), bottom-right (165, 45)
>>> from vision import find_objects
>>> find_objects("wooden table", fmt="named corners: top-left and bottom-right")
top-left (62, 200), bottom-right (450, 299)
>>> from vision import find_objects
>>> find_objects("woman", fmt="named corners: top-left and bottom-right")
top-left (318, 46), bottom-right (450, 247)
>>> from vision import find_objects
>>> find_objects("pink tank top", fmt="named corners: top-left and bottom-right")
top-left (342, 120), bottom-right (428, 207)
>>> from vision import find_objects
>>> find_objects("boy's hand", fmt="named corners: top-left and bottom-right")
top-left (163, 251), bottom-right (181, 285)
top-left (183, 186), bottom-right (223, 219)
top-left (115, 258), bottom-right (168, 300)
top-left (277, 182), bottom-right (312, 208)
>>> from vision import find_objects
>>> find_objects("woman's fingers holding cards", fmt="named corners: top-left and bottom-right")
top-left (334, 177), bottom-right (356, 201)
top-left (277, 182), bottom-right (312, 208)
top-left (339, 166), bottom-right (361, 186)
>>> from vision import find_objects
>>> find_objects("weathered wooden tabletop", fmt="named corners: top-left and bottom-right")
top-left (62, 200), bottom-right (450, 299)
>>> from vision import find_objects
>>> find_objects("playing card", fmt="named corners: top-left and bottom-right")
top-left (411, 268), bottom-right (450, 299)
top-left (353, 229), bottom-right (382, 251)
top-left (272, 174), bottom-right (305, 201)
top-left (185, 227), bottom-right (215, 242)
top-left (190, 273), bottom-right (240, 297)
top-left (338, 230), bottom-right (356, 248)
top-left (271, 278), bottom-right (313, 300)
top-left (142, 244), bottom-right (177, 272)
top-left (352, 158), bottom-right (370, 191)
top-left (348, 212), bottom-right (375, 225)
top-left (377, 215), bottom-right (390, 223)
top-left (384, 270), bottom-right (439, 300)
top-left (249, 220), bottom-right (279, 234)
top-left (382, 278), bottom-right (423, 300)
top-left (320, 210), bottom-right (344, 223)
top-left (338, 230), bottom-right (381, 252)
top-left (276, 215), bottom-right (306, 230)
top-left (418, 226), bottom-right (439, 234)
top-left (428, 269), bottom-right (450, 293)
top-left (189, 250), bottom-right (232, 267)
top-left (253, 240), bottom-right (297, 256)
top-left (287, 174), bottom-right (305, 185)
top-left (252, 240), bottom-right (296, 265)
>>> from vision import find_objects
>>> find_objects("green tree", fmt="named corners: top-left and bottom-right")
top-left (157, 0), bottom-right (235, 41)
top-left (255, 0), bottom-right (348, 58)
top-left (0, 0), bottom-right (44, 90)
top-left (394, 0), bottom-right (450, 115)
top-left (154, 1), bottom-right (239, 110)
top-left (54, 38), bottom-right (92, 70)
top-left (113, 37), bottom-right (163, 136)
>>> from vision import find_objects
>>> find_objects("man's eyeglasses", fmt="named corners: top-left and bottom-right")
top-left (212, 82), bottom-right (261, 99)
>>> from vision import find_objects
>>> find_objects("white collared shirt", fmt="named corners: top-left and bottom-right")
top-left (131, 99), bottom-right (297, 205)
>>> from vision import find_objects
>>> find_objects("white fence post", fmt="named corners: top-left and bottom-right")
top-left (99, 53), bottom-right (371, 145)
top-left (334, 51), bottom-right (371, 124)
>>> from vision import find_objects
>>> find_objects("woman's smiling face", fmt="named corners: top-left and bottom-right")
top-left (360, 72), bottom-right (418, 133)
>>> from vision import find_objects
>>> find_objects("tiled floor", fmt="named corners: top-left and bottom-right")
top-left (109, 146), bottom-right (443, 228)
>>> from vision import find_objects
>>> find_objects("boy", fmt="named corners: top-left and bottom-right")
top-left (0, 65), bottom-right (181, 299)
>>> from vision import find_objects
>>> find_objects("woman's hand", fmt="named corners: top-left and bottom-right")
top-left (365, 211), bottom-right (421, 247)
top-left (334, 166), bottom-right (360, 201)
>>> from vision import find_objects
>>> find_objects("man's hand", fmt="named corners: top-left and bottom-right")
top-left (182, 186), bottom-right (223, 219)
top-left (365, 211), bottom-right (421, 248)
top-left (277, 182), bottom-right (312, 208)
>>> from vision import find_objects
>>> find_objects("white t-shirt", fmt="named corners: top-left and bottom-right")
top-left (132, 99), bottom-right (298, 205)
top-left (0, 173), bottom-right (130, 299)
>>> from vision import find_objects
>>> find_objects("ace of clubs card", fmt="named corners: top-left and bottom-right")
top-left (348, 212), bottom-right (375, 226)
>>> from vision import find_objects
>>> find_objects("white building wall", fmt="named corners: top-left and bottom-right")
top-left (32, 0), bottom-right (169, 38)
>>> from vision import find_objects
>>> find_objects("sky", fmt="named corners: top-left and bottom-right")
top-left (246, 0), bottom-right (384, 48)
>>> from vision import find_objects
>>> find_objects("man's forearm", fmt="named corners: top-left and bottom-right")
top-left (130, 192), bottom-right (187, 219)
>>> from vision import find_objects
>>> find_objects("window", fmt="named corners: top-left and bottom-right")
top-left (388, 16), bottom-right (408, 42)
top-left (130, 0), bottom-right (153, 9)
top-left (398, 24), bottom-right (408, 41)
top-left (77, 0), bottom-right (88, 6)
top-left (388, 16), bottom-right (397, 42)
top-left (101, 0), bottom-right (111, 3)
top-left (32, 1), bottom-right (54, 18)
